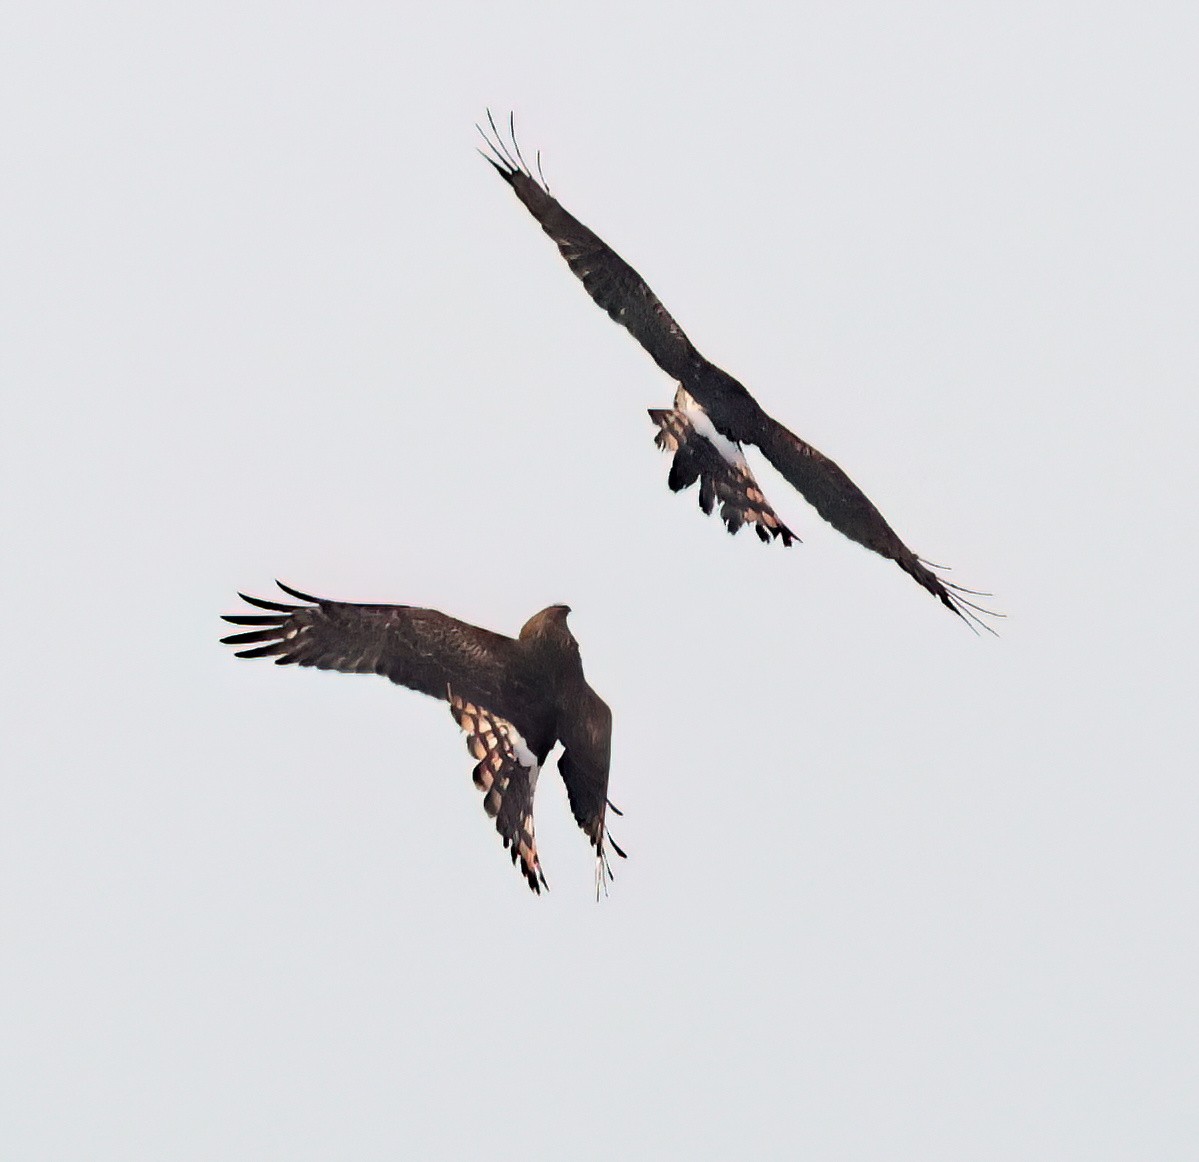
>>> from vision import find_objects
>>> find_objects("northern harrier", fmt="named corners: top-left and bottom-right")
top-left (479, 113), bottom-right (997, 632)
top-left (221, 582), bottom-right (623, 894)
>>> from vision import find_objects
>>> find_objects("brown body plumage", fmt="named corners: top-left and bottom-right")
top-left (221, 582), bottom-right (623, 894)
top-left (479, 112), bottom-right (998, 631)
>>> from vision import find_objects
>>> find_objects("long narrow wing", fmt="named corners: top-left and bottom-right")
top-left (755, 425), bottom-right (1000, 631)
top-left (479, 111), bottom-right (700, 383)
top-left (220, 582), bottom-right (542, 720)
top-left (449, 693), bottom-right (548, 893)
top-left (479, 113), bottom-right (999, 630)
top-left (554, 685), bottom-right (625, 897)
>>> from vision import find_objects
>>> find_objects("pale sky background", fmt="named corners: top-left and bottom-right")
top-left (3, 3), bottom-right (1197, 1158)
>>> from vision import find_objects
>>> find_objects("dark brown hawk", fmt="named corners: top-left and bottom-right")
top-left (479, 112), bottom-right (998, 632)
top-left (221, 582), bottom-right (624, 895)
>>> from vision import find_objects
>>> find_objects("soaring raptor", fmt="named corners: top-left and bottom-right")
top-left (479, 113), bottom-right (997, 631)
top-left (221, 582), bottom-right (623, 894)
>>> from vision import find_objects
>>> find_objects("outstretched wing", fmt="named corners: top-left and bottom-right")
top-left (650, 387), bottom-right (796, 546)
top-left (554, 685), bottom-right (625, 897)
top-left (755, 424), bottom-right (999, 631)
top-left (449, 693), bottom-right (548, 894)
top-left (479, 111), bottom-right (699, 383)
top-left (479, 113), bottom-right (998, 630)
top-left (220, 582), bottom-right (544, 721)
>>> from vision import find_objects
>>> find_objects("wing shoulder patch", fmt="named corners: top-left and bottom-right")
top-left (649, 388), bottom-right (797, 546)
top-left (448, 691), bottom-right (548, 894)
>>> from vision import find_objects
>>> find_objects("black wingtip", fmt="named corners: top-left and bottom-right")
top-left (946, 592), bottom-right (1004, 638)
top-left (236, 591), bottom-right (297, 613)
top-left (477, 108), bottom-right (524, 178)
top-left (906, 558), bottom-right (1004, 636)
top-left (274, 580), bottom-right (320, 603)
top-left (930, 572), bottom-right (1004, 637)
top-left (233, 642), bottom-right (286, 660)
top-left (475, 132), bottom-right (515, 180)
top-left (476, 145), bottom-right (512, 179)
top-left (220, 628), bottom-right (284, 646)
top-left (220, 613), bottom-right (285, 627)
top-left (476, 109), bottom-right (549, 193)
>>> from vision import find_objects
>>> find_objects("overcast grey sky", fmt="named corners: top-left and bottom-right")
top-left (4, 2), bottom-right (1197, 1158)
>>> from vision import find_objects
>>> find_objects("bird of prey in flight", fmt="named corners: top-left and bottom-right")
top-left (221, 582), bottom-right (624, 895)
top-left (478, 112), bottom-right (998, 632)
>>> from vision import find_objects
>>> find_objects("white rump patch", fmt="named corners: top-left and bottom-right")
top-left (676, 388), bottom-right (748, 470)
top-left (508, 727), bottom-right (539, 784)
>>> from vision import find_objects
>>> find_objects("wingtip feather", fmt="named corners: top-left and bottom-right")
top-left (274, 581), bottom-right (320, 603)
top-left (221, 613), bottom-right (285, 627)
top-left (233, 642), bottom-right (286, 660)
top-left (237, 591), bottom-right (297, 613)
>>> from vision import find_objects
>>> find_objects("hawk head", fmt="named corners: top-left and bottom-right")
top-left (519, 605), bottom-right (575, 649)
